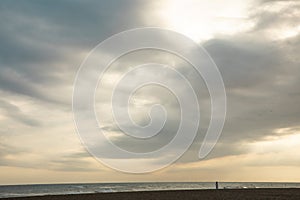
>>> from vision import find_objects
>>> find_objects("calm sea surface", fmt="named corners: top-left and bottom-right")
top-left (1, 182), bottom-right (300, 198)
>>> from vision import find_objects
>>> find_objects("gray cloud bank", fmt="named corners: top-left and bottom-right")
top-left (0, 0), bottom-right (299, 172)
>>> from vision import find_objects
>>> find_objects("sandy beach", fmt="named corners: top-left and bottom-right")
top-left (2, 188), bottom-right (300, 200)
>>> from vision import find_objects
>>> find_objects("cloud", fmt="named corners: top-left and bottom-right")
top-left (0, 0), bottom-right (152, 105)
top-left (0, 0), bottom-right (157, 174)
top-left (0, 99), bottom-right (41, 127)
top-left (250, 0), bottom-right (300, 40)
top-left (191, 0), bottom-right (300, 161)
top-left (48, 151), bottom-right (100, 172)
top-left (0, 0), bottom-right (299, 180)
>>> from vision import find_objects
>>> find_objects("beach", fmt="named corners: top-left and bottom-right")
top-left (2, 189), bottom-right (300, 200)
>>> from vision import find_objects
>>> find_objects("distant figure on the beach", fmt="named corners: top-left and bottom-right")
top-left (216, 181), bottom-right (219, 189)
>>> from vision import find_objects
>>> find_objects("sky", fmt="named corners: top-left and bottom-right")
top-left (0, 0), bottom-right (300, 184)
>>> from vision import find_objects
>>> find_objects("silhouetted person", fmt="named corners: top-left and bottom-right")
top-left (216, 181), bottom-right (219, 189)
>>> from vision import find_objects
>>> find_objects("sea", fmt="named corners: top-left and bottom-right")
top-left (0, 182), bottom-right (300, 198)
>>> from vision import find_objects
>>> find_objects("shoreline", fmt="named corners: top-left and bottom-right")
top-left (2, 188), bottom-right (300, 200)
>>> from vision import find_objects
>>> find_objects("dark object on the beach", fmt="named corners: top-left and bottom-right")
top-left (216, 181), bottom-right (219, 189)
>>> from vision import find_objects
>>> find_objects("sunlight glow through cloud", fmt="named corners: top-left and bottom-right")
top-left (249, 127), bottom-right (300, 153)
top-left (157, 0), bottom-right (255, 41)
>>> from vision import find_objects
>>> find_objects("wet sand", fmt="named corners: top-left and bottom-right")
top-left (2, 188), bottom-right (300, 200)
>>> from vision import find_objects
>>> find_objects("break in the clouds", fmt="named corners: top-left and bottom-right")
top-left (0, 0), bottom-right (300, 184)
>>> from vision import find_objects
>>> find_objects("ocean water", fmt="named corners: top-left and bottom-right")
top-left (0, 182), bottom-right (300, 198)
